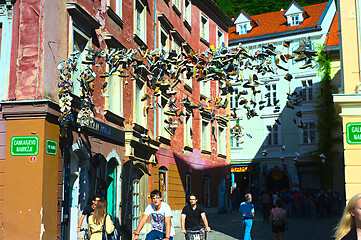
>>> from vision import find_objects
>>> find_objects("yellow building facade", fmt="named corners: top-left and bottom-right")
top-left (334, 0), bottom-right (361, 200)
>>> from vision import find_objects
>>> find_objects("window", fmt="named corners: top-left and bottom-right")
top-left (267, 125), bottom-right (279, 145)
top-left (173, 0), bottom-right (181, 13)
top-left (135, 79), bottom-right (146, 125)
top-left (202, 120), bottom-right (211, 151)
top-left (184, 0), bottom-right (191, 25)
top-left (266, 84), bottom-right (277, 106)
top-left (159, 167), bottom-right (168, 203)
top-left (107, 48), bottom-right (123, 117)
top-left (132, 179), bottom-right (140, 231)
top-left (159, 26), bottom-right (169, 53)
top-left (230, 88), bottom-right (239, 109)
top-left (218, 126), bottom-right (226, 155)
top-left (184, 110), bottom-right (193, 147)
top-left (173, 40), bottom-right (181, 54)
top-left (134, 0), bottom-right (146, 42)
top-left (159, 95), bottom-right (170, 138)
top-left (116, 0), bottom-right (122, 18)
top-left (302, 80), bottom-right (313, 101)
top-left (303, 122), bottom-right (316, 144)
top-left (202, 176), bottom-right (210, 207)
top-left (200, 14), bottom-right (209, 41)
top-left (72, 29), bottom-right (91, 97)
top-left (200, 80), bottom-right (210, 97)
top-left (185, 173), bottom-right (191, 201)
top-left (217, 28), bottom-right (224, 49)
top-left (231, 128), bottom-right (241, 148)
top-left (236, 24), bottom-right (247, 35)
top-left (291, 15), bottom-right (300, 26)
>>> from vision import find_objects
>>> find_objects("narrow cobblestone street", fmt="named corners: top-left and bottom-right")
top-left (173, 211), bottom-right (339, 240)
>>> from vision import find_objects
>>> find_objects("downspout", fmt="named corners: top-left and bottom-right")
top-left (356, 0), bottom-right (361, 82)
top-left (153, 0), bottom-right (157, 139)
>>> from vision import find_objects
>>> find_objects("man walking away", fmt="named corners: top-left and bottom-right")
top-left (239, 193), bottom-right (255, 240)
top-left (181, 193), bottom-right (211, 239)
top-left (260, 190), bottom-right (272, 221)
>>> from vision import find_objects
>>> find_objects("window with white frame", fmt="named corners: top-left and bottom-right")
top-left (173, 40), bottom-right (181, 54)
top-left (266, 83), bottom-right (277, 106)
top-left (218, 126), bottom-right (226, 155)
top-left (217, 27), bottom-right (224, 49)
top-left (230, 88), bottom-right (239, 109)
top-left (302, 122), bottom-right (316, 144)
top-left (135, 79), bottom-right (146, 125)
top-left (236, 23), bottom-right (248, 35)
top-left (202, 120), bottom-right (211, 151)
top-left (184, 0), bottom-right (191, 25)
top-left (267, 125), bottom-right (279, 145)
top-left (290, 15), bottom-right (300, 26)
top-left (231, 128), bottom-right (241, 148)
top-left (200, 80), bottom-right (210, 97)
top-left (159, 167), bottom-right (168, 203)
top-left (134, 0), bottom-right (146, 42)
top-left (132, 179), bottom-right (140, 231)
top-left (72, 29), bottom-right (91, 97)
top-left (107, 48), bottom-right (123, 117)
top-left (0, 5), bottom-right (13, 101)
top-left (173, 0), bottom-right (181, 13)
top-left (184, 110), bottom-right (193, 147)
top-left (159, 95), bottom-right (170, 138)
top-left (116, 0), bottom-right (122, 19)
top-left (302, 80), bottom-right (313, 101)
top-left (159, 26), bottom-right (169, 53)
top-left (200, 14), bottom-right (209, 41)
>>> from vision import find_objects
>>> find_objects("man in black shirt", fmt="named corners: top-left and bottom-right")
top-left (181, 193), bottom-right (211, 237)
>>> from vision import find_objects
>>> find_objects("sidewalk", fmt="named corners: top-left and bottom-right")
top-left (173, 211), bottom-right (339, 240)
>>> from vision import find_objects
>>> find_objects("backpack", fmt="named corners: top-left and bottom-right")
top-left (273, 208), bottom-right (283, 227)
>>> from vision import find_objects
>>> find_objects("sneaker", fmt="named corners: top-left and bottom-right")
top-left (280, 54), bottom-right (287, 63)
top-left (293, 44), bottom-right (306, 54)
top-left (283, 40), bottom-right (293, 48)
top-left (294, 53), bottom-right (307, 62)
top-left (286, 101), bottom-right (295, 109)
top-left (284, 73), bottom-right (293, 82)
top-left (164, 126), bottom-right (175, 136)
top-left (299, 59), bottom-right (313, 69)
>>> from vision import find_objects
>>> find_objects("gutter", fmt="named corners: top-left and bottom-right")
top-left (229, 26), bottom-right (322, 45)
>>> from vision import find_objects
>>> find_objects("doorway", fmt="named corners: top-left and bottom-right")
top-left (266, 170), bottom-right (290, 192)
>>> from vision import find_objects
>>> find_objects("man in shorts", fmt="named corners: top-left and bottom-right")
top-left (133, 190), bottom-right (175, 240)
top-left (181, 193), bottom-right (211, 239)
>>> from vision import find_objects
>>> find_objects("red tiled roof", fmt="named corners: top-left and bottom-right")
top-left (324, 12), bottom-right (339, 46)
top-left (229, 2), bottom-right (329, 41)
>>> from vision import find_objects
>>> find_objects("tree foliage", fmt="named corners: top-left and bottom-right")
top-left (214, 0), bottom-right (329, 18)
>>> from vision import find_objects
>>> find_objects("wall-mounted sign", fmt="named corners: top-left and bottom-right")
top-left (29, 156), bottom-right (37, 162)
top-left (10, 136), bottom-right (39, 156)
top-left (346, 122), bottom-right (361, 144)
top-left (231, 166), bottom-right (249, 172)
top-left (46, 140), bottom-right (57, 155)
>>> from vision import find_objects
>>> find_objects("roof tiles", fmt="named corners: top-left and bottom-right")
top-left (324, 12), bottom-right (339, 46)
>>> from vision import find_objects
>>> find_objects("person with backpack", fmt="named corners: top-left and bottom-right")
top-left (77, 194), bottom-right (101, 239)
top-left (88, 199), bottom-right (115, 240)
top-left (271, 200), bottom-right (288, 240)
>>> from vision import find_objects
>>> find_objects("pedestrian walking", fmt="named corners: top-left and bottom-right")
top-left (77, 194), bottom-right (101, 239)
top-left (181, 193), bottom-right (211, 239)
top-left (133, 190), bottom-right (175, 240)
top-left (239, 193), bottom-right (255, 240)
top-left (271, 200), bottom-right (288, 240)
top-left (87, 199), bottom-right (115, 240)
top-left (260, 190), bottom-right (272, 221)
top-left (334, 193), bottom-right (361, 240)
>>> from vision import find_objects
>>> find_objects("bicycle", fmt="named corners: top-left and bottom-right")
top-left (185, 228), bottom-right (208, 240)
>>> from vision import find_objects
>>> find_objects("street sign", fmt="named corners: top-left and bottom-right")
top-left (346, 122), bottom-right (361, 144)
top-left (10, 136), bottom-right (39, 156)
top-left (46, 140), bottom-right (57, 155)
top-left (29, 156), bottom-right (37, 162)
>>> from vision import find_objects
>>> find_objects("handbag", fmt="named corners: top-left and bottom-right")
top-left (102, 214), bottom-right (117, 240)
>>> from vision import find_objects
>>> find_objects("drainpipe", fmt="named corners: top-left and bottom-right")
top-left (153, 0), bottom-right (157, 139)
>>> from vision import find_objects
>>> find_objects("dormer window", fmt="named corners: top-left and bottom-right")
top-left (291, 15), bottom-right (300, 26)
top-left (283, 1), bottom-right (308, 27)
top-left (236, 23), bottom-right (248, 35)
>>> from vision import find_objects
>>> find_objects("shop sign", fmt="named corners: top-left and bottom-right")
top-left (231, 166), bottom-right (249, 172)
top-left (84, 119), bottom-right (125, 144)
top-left (346, 122), bottom-right (361, 144)
top-left (46, 140), bottom-right (57, 155)
top-left (10, 136), bottom-right (39, 156)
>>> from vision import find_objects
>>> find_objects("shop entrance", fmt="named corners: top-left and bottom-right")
top-left (266, 170), bottom-right (290, 192)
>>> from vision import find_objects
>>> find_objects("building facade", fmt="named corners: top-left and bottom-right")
top-left (0, 0), bottom-right (232, 239)
top-left (334, 0), bottom-right (361, 201)
top-left (227, 0), bottom-right (342, 197)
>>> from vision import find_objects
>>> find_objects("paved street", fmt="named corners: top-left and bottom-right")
top-left (173, 211), bottom-right (339, 240)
